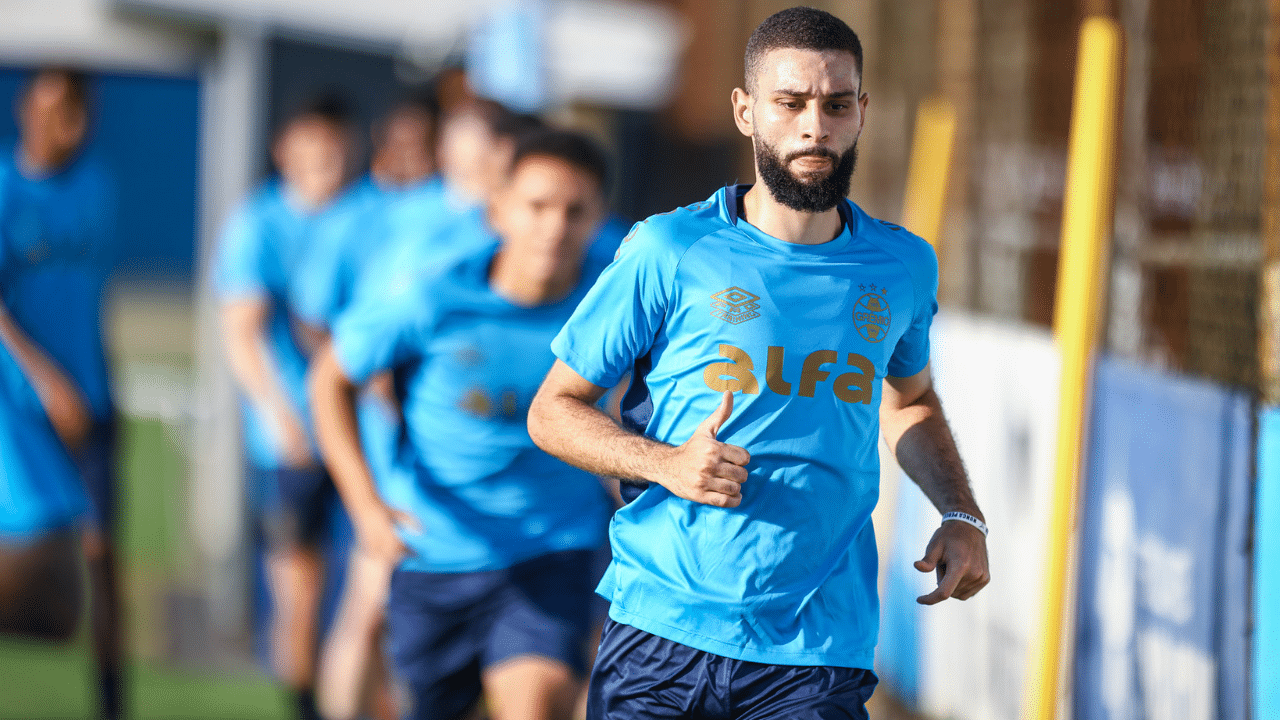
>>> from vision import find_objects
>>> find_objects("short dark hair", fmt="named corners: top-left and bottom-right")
top-left (288, 91), bottom-right (353, 128)
top-left (744, 7), bottom-right (863, 92)
top-left (390, 88), bottom-right (439, 122)
top-left (25, 67), bottom-right (90, 111)
top-left (470, 98), bottom-right (544, 142)
top-left (510, 128), bottom-right (611, 195)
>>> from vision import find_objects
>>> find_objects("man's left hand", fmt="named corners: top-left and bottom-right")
top-left (914, 519), bottom-right (990, 604)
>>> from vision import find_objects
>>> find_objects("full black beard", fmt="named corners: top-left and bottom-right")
top-left (755, 139), bottom-right (857, 213)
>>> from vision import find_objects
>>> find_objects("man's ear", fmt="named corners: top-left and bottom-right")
top-left (731, 87), bottom-right (753, 138)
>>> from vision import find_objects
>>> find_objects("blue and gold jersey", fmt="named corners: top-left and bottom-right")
top-left (0, 147), bottom-right (115, 420)
top-left (332, 232), bottom-right (613, 573)
top-left (550, 184), bottom-right (938, 669)
top-left (215, 179), bottom-right (380, 469)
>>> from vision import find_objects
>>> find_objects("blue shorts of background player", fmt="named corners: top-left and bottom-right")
top-left (385, 549), bottom-right (597, 720)
top-left (588, 619), bottom-right (878, 720)
top-left (71, 420), bottom-right (119, 534)
top-left (248, 465), bottom-right (339, 549)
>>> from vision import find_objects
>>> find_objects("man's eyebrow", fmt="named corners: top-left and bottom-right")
top-left (773, 89), bottom-right (859, 99)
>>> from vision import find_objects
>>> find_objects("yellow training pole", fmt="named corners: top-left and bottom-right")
top-left (1027, 17), bottom-right (1122, 720)
top-left (901, 97), bottom-right (957, 247)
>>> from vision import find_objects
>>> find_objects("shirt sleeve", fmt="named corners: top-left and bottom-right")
top-left (214, 205), bottom-right (270, 301)
top-left (331, 285), bottom-right (433, 385)
top-left (293, 203), bottom-right (386, 328)
top-left (291, 228), bottom-right (354, 328)
top-left (550, 220), bottom-right (679, 388)
top-left (886, 241), bottom-right (939, 378)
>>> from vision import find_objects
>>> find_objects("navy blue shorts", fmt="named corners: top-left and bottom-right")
top-left (385, 549), bottom-right (596, 720)
top-left (71, 420), bottom-right (118, 534)
top-left (587, 619), bottom-right (878, 720)
top-left (249, 465), bottom-right (336, 547)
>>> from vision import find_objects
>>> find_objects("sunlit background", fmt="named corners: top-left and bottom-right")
top-left (0, 0), bottom-right (1276, 718)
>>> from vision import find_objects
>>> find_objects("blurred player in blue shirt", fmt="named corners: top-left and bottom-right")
top-left (0, 338), bottom-right (85, 640)
top-left (350, 98), bottom-right (545, 308)
top-left (304, 91), bottom-right (440, 720)
top-left (0, 67), bottom-right (124, 719)
top-left (309, 129), bottom-right (615, 720)
top-left (216, 94), bottom-right (374, 720)
top-left (529, 9), bottom-right (990, 719)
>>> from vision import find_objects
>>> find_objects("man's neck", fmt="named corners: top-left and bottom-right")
top-left (740, 183), bottom-right (844, 246)
top-left (489, 248), bottom-right (581, 308)
top-left (16, 143), bottom-right (69, 180)
top-left (283, 183), bottom-right (341, 215)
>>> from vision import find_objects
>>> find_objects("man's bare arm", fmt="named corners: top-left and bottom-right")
top-left (528, 360), bottom-right (751, 508)
top-left (220, 298), bottom-right (313, 466)
top-left (881, 364), bottom-right (990, 604)
top-left (0, 301), bottom-right (90, 448)
top-left (308, 345), bottom-right (410, 561)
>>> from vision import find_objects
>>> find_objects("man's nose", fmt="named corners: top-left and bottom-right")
top-left (799, 104), bottom-right (831, 144)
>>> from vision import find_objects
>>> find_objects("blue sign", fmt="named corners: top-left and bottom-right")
top-left (1256, 407), bottom-right (1280, 718)
top-left (1074, 357), bottom-right (1251, 720)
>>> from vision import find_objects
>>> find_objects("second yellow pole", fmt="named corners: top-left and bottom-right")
top-left (1027, 16), bottom-right (1122, 720)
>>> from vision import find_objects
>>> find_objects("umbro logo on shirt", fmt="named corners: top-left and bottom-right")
top-left (710, 287), bottom-right (761, 325)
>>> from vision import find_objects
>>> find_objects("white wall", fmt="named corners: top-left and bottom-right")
top-left (0, 0), bottom-right (205, 71)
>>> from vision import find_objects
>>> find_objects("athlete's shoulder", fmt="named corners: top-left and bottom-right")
top-left (241, 181), bottom-right (287, 217)
top-left (616, 188), bottom-right (731, 263)
top-left (338, 176), bottom-right (385, 211)
top-left (849, 201), bottom-right (937, 275)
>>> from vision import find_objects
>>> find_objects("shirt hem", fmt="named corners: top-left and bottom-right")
top-left (398, 537), bottom-right (602, 574)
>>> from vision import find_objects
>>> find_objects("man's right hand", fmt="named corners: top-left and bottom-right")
top-left (653, 391), bottom-right (751, 508)
top-left (352, 501), bottom-right (418, 564)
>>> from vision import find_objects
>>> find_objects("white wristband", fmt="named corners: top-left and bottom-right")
top-left (941, 511), bottom-right (988, 537)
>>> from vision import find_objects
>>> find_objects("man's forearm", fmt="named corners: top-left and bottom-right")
top-left (220, 302), bottom-right (303, 428)
top-left (883, 388), bottom-right (982, 520)
top-left (528, 391), bottom-right (671, 484)
top-left (0, 302), bottom-right (90, 446)
top-left (308, 350), bottom-right (383, 515)
top-left (0, 304), bottom-right (74, 398)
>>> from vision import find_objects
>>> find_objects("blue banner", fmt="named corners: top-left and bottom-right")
top-left (1256, 407), bottom-right (1280, 718)
top-left (1074, 357), bottom-right (1252, 720)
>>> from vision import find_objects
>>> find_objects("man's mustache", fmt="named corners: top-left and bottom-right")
top-left (784, 147), bottom-right (841, 163)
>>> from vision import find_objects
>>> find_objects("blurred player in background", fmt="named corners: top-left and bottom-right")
top-left (0, 338), bottom-right (86, 643)
top-left (351, 98), bottom-right (545, 305)
top-left (309, 129), bottom-right (616, 720)
top-left (0, 67), bottom-right (124, 720)
top-left (530, 8), bottom-right (989, 718)
top-left (369, 91), bottom-right (438, 192)
top-left (304, 91), bottom-right (441, 720)
top-left (216, 94), bottom-right (374, 720)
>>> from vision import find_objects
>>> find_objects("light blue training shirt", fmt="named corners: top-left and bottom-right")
top-left (332, 226), bottom-right (614, 574)
top-left (215, 178), bottom-right (380, 469)
top-left (550, 184), bottom-right (938, 669)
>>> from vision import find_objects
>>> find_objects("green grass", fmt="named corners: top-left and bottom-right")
top-left (0, 416), bottom-right (289, 719)
top-left (0, 637), bottom-right (288, 719)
